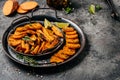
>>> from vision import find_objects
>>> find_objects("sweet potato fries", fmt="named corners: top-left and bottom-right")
top-left (50, 27), bottom-right (81, 63)
top-left (8, 22), bottom-right (63, 55)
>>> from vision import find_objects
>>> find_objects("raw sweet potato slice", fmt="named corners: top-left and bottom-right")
top-left (3, 0), bottom-right (14, 15)
top-left (17, 6), bottom-right (28, 14)
top-left (20, 1), bottom-right (38, 11)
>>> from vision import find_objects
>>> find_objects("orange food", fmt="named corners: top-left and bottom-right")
top-left (50, 26), bottom-right (81, 63)
top-left (54, 50), bottom-right (69, 60)
top-left (66, 38), bottom-right (79, 43)
top-left (63, 46), bottom-right (76, 56)
top-left (50, 56), bottom-right (64, 63)
top-left (3, 0), bottom-right (14, 15)
top-left (66, 43), bottom-right (80, 49)
top-left (20, 1), bottom-right (38, 11)
top-left (63, 27), bottom-right (74, 32)
top-left (3, 0), bottom-right (19, 16)
top-left (17, 6), bottom-right (28, 14)
top-left (42, 27), bottom-right (54, 42)
top-left (66, 30), bottom-right (77, 35)
top-left (8, 22), bottom-right (61, 55)
top-left (52, 25), bottom-right (63, 37)
top-left (24, 43), bottom-right (30, 54)
top-left (31, 45), bottom-right (40, 55)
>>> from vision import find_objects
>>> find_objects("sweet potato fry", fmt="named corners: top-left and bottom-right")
top-left (21, 40), bottom-right (26, 50)
top-left (28, 40), bottom-right (34, 46)
top-left (11, 34), bottom-right (26, 39)
top-left (66, 34), bottom-right (78, 39)
top-left (66, 30), bottom-right (77, 35)
top-left (66, 38), bottom-right (79, 43)
top-left (38, 41), bottom-right (45, 53)
top-left (42, 27), bottom-right (54, 42)
top-left (15, 44), bottom-right (22, 52)
top-left (54, 50), bottom-right (69, 60)
top-left (50, 38), bottom-right (59, 48)
top-left (43, 42), bottom-right (51, 49)
top-left (30, 35), bottom-right (37, 41)
top-left (50, 56), bottom-right (64, 63)
top-left (8, 39), bottom-right (22, 47)
top-left (63, 27), bottom-right (74, 32)
top-left (26, 30), bottom-right (36, 34)
top-left (24, 43), bottom-right (30, 54)
top-left (31, 23), bottom-right (43, 30)
top-left (36, 37), bottom-right (41, 45)
top-left (15, 27), bottom-right (27, 32)
top-left (31, 45), bottom-right (40, 55)
top-left (66, 43), bottom-right (80, 49)
top-left (63, 46), bottom-right (76, 56)
top-left (51, 25), bottom-right (63, 37)
top-left (24, 24), bottom-right (35, 30)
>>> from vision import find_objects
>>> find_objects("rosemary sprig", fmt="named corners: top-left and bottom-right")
top-left (16, 54), bottom-right (38, 65)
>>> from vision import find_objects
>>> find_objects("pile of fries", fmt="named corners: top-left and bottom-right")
top-left (8, 22), bottom-right (63, 55)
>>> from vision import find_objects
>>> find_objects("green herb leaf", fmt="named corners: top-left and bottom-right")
top-left (16, 54), bottom-right (37, 65)
top-left (23, 56), bottom-right (37, 64)
top-left (64, 6), bottom-right (72, 14)
top-left (96, 5), bottom-right (102, 11)
top-left (22, 36), bottom-right (30, 41)
top-left (16, 54), bottom-right (23, 59)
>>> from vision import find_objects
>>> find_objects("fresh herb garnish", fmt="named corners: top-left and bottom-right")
top-left (22, 36), bottom-right (30, 41)
top-left (16, 54), bottom-right (37, 65)
top-left (95, 4), bottom-right (102, 11)
top-left (64, 6), bottom-right (73, 14)
top-left (63, 2), bottom-right (74, 14)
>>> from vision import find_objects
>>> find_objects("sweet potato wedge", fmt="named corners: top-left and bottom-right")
top-left (20, 1), bottom-right (38, 11)
top-left (31, 45), bottom-right (40, 55)
top-left (52, 25), bottom-right (63, 37)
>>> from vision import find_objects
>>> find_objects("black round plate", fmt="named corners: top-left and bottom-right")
top-left (2, 15), bottom-right (86, 67)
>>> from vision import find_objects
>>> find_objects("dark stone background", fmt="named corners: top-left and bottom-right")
top-left (0, 0), bottom-right (120, 80)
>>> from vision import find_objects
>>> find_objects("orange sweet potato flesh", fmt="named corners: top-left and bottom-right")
top-left (3, 0), bottom-right (14, 15)
top-left (17, 6), bottom-right (28, 14)
top-left (20, 1), bottom-right (38, 11)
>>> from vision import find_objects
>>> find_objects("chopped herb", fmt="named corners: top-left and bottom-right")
top-left (63, 2), bottom-right (74, 14)
top-left (16, 54), bottom-right (37, 65)
top-left (22, 36), bottom-right (30, 41)
top-left (64, 6), bottom-right (72, 14)
top-left (16, 54), bottom-right (23, 59)
top-left (23, 56), bottom-right (37, 64)
top-left (96, 5), bottom-right (102, 11)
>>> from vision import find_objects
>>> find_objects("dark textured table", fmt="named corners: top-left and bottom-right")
top-left (0, 0), bottom-right (120, 80)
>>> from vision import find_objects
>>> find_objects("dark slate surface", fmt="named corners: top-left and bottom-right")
top-left (0, 0), bottom-right (120, 80)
